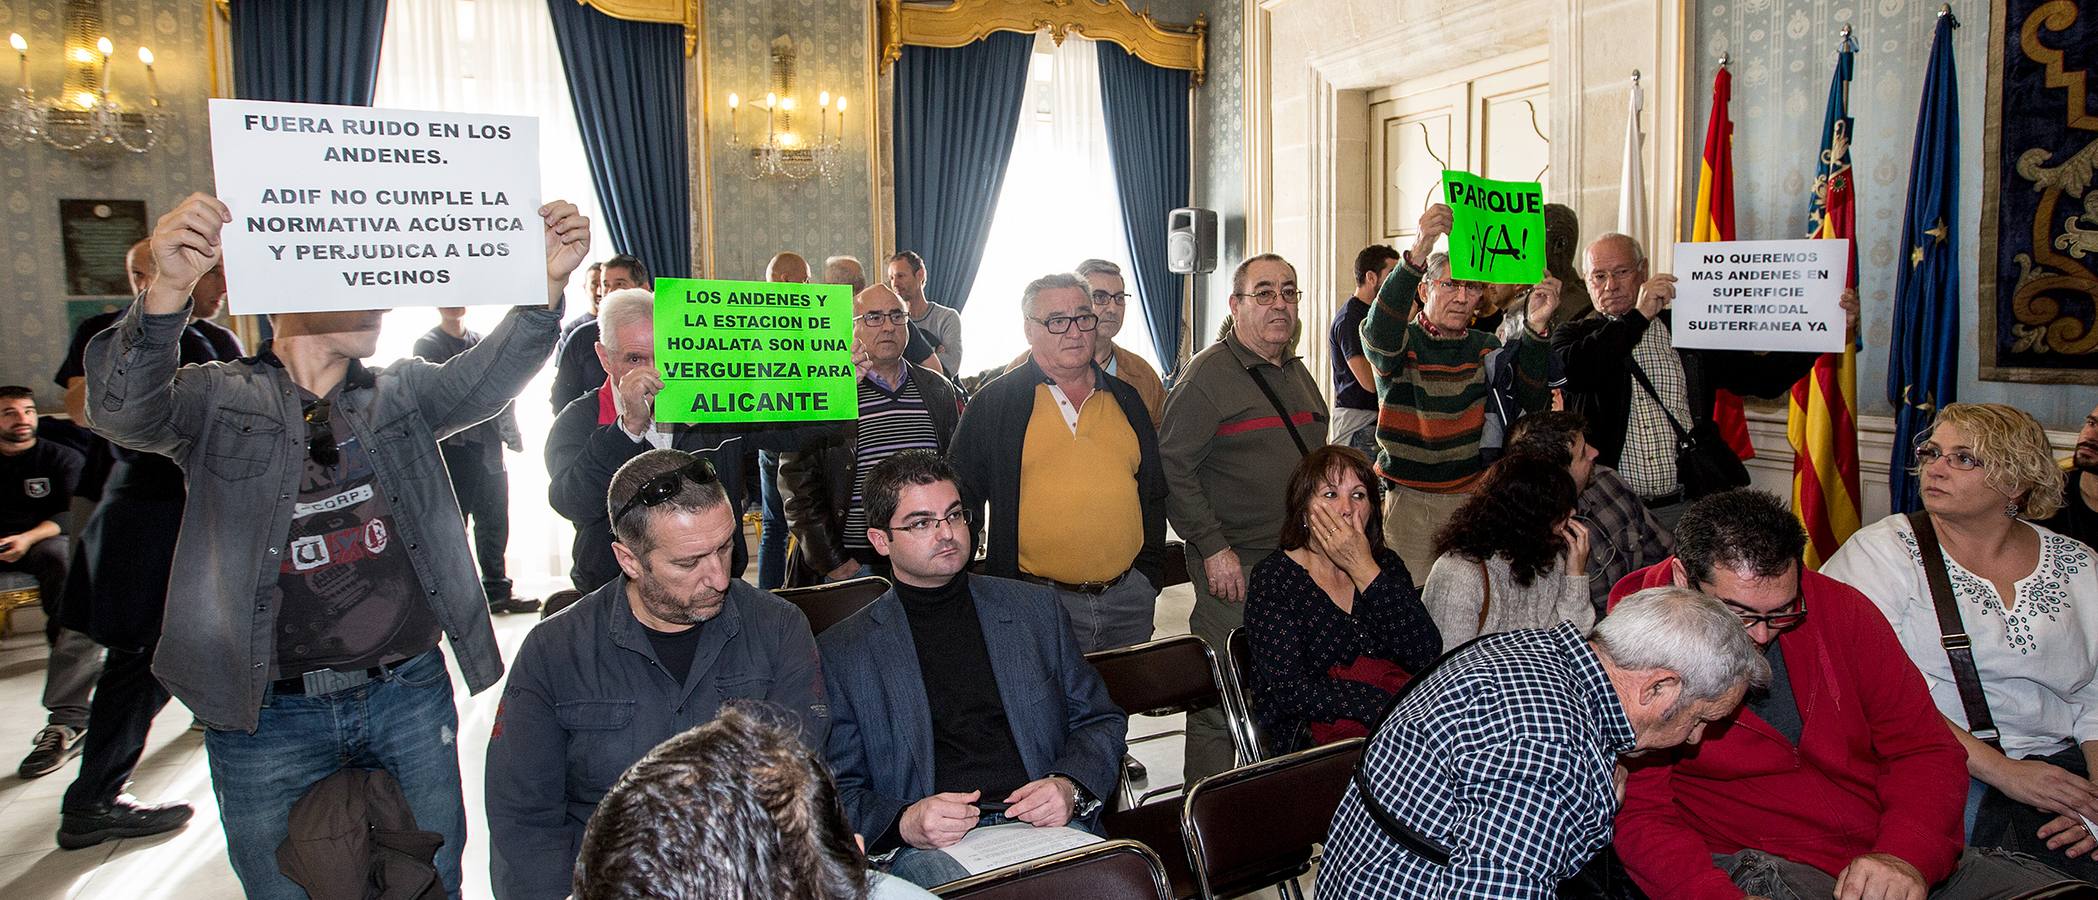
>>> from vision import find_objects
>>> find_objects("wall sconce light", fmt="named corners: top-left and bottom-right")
top-left (723, 34), bottom-right (844, 184)
top-left (2, 3), bottom-right (167, 165)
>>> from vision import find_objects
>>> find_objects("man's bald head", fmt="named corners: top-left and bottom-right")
top-left (853, 284), bottom-right (908, 366)
top-left (766, 252), bottom-right (810, 284)
top-left (825, 256), bottom-right (866, 295)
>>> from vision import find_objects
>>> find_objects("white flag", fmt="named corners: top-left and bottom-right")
top-left (1617, 75), bottom-right (1648, 249)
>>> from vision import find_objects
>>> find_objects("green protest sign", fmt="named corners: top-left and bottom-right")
top-left (1441, 170), bottom-right (1546, 284)
top-left (653, 277), bottom-right (857, 424)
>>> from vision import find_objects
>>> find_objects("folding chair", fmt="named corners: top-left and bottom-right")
top-left (931, 839), bottom-right (1172, 900)
top-left (1223, 627), bottom-right (1271, 762)
top-left (774, 574), bottom-right (891, 635)
top-left (1181, 737), bottom-right (1365, 900)
top-left (1085, 635), bottom-right (1255, 806)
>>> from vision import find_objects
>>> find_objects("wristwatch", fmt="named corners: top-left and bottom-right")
top-left (1050, 773), bottom-right (1101, 817)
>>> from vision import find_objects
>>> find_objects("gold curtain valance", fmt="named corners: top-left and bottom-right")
top-left (878, 0), bottom-right (1206, 85)
top-left (571, 0), bottom-right (698, 57)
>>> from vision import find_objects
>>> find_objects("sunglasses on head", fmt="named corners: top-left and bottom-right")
top-left (304, 399), bottom-right (339, 467)
top-left (612, 454), bottom-right (719, 524)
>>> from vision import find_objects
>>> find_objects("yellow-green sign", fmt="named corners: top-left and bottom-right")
top-left (653, 277), bottom-right (857, 423)
top-left (1442, 170), bottom-right (1545, 284)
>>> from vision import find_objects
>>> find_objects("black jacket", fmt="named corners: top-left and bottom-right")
top-left (950, 357), bottom-right (1166, 590)
top-left (1551, 308), bottom-right (1818, 468)
top-left (545, 387), bottom-right (835, 592)
top-left (776, 362), bottom-right (962, 586)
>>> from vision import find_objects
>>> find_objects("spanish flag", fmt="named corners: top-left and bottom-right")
top-left (1789, 35), bottom-right (1862, 569)
top-left (1690, 66), bottom-right (1755, 461)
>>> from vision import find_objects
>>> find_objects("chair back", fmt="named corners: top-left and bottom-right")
top-left (1182, 738), bottom-right (1365, 899)
top-left (933, 839), bottom-right (1171, 900)
top-left (774, 574), bottom-right (891, 635)
top-left (1086, 635), bottom-right (1230, 721)
top-left (1223, 627), bottom-right (1270, 762)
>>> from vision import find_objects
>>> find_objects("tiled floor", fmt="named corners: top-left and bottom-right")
top-left (0, 565), bottom-right (1302, 899)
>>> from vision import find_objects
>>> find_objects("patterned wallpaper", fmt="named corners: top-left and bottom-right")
top-left (1686, 0), bottom-right (2088, 428)
top-left (702, 0), bottom-right (877, 282)
top-left (1184, 0), bottom-right (1244, 345)
top-left (0, 0), bottom-right (217, 403)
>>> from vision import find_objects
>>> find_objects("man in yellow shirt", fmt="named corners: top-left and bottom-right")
top-left (951, 273), bottom-right (1166, 653)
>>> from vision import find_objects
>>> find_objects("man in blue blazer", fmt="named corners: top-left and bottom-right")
top-left (820, 450), bottom-right (1127, 887)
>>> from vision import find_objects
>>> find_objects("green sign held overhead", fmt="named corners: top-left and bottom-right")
top-left (653, 277), bottom-right (858, 424)
top-left (1441, 170), bottom-right (1546, 285)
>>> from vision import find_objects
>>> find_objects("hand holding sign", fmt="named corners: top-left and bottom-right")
top-left (1637, 273), bottom-right (1676, 320)
top-left (1526, 275), bottom-right (1564, 334)
top-left (1411, 203), bottom-right (1453, 270)
top-left (1442, 171), bottom-right (1545, 284)
top-left (615, 365), bottom-right (665, 437)
top-left (145, 193), bottom-right (234, 315)
top-left (1840, 288), bottom-right (1859, 339)
top-left (540, 200), bottom-right (591, 306)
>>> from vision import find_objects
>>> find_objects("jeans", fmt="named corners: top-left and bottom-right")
top-left (758, 450), bottom-right (789, 591)
top-left (885, 846), bottom-right (973, 888)
top-left (1045, 570), bottom-right (1157, 653)
top-left (440, 443), bottom-right (511, 602)
top-left (203, 648), bottom-right (466, 900)
top-left (1715, 847), bottom-right (2067, 899)
top-left (1330, 407), bottom-right (1378, 458)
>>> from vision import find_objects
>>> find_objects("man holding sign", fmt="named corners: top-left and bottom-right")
top-left (1554, 234), bottom-right (1857, 526)
top-left (82, 191), bottom-right (591, 898)
top-left (1364, 202), bottom-right (1561, 577)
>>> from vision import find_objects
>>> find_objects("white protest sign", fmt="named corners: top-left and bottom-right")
top-left (207, 98), bottom-right (542, 314)
top-left (1671, 239), bottom-right (1848, 353)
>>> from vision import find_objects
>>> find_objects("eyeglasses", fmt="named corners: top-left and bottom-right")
top-left (1431, 279), bottom-right (1488, 297)
top-left (856, 310), bottom-right (908, 327)
top-left (1030, 313), bottom-right (1099, 335)
top-left (304, 399), bottom-right (339, 467)
top-left (612, 454), bottom-right (719, 524)
top-left (1711, 591), bottom-right (1808, 630)
top-left (1914, 445), bottom-right (1985, 471)
top-left (1235, 288), bottom-right (1301, 306)
top-left (883, 508), bottom-right (970, 537)
top-left (1090, 290), bottom-right (1129, 306)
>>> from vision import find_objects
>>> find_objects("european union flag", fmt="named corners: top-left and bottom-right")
top-left (1887, 11), bottom-right (1962, 514)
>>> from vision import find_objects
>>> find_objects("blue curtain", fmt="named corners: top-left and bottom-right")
top-left (546, 1), bottom-right (692, 279)
top-left (230, 0), bottom-right (389, 104)
top-left (1097, 49), bottom-right (1191, 376)
top-left (893, 31), bottom-right (1034, 312)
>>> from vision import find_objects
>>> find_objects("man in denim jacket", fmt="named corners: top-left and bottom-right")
top-left (83, 191), bottom-right (590, 899)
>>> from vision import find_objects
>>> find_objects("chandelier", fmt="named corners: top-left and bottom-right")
top-left (722, 35), bottom-right (845, 185)
top-left (3, 19), bottom-right (168, 166)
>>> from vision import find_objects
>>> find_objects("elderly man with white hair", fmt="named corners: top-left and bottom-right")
top-left (1320, 586), bottom-right (1771, 899)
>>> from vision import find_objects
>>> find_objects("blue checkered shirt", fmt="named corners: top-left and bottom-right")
top-left (1318, 622), bottom-right (1638, 899)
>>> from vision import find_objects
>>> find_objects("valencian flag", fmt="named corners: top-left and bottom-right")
top-left (1789, 33), bottom-right (1862, 570)
top-left (1888, 11), bottom-right (1962, 514)
top-left (1690, 65), bottom-right (1755, 461)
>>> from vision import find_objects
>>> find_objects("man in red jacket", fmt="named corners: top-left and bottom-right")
top-left (1608, 489), bottom-right (2068, 899)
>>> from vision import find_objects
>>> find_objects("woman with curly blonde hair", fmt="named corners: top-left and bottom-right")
top-left (1824, 402), bottom-right (2098, 879)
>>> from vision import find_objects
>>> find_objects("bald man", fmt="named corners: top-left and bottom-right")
top-left (778, 285), bottom-right (962, 586)
top-left (767, 252), bottom-right (811, 285)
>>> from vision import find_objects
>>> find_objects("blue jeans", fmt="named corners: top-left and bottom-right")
top-left (758, 450), bottom-right (788, 590)
top-left (203, 649), bottom-right (466, 900)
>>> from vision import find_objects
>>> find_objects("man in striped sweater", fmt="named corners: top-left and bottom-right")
top-left (1364, 202), bottom-right (1561, 577)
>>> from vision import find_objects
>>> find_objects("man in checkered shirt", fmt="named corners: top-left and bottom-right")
top-left (1320, 586), bottom-right (1770, 899)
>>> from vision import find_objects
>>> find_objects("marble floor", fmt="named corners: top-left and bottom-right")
top-left (0, 559), bottom-right (1298, 899)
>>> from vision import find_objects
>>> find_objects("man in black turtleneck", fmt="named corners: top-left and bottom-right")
top-left (820, 450), bottom-right (1127, 888)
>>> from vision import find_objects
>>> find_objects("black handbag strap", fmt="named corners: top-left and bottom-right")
top-left (1905, 511), bottom-right (2004, 751)
top-left (1345, 635), bottom-right (1501, 869)
top-left (1243, 364), bottom-right (1312, 457)
top-left (1625, 360), bottom-right (1693, 444)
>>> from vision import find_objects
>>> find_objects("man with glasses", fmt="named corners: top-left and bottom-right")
top-left (1002, 260), bottom-right (1164, 426)
top-left (820, 450), bottom-right (1126, 888)
top-left (1364, 203), bottom-right (1563, 577)
top-left (82, 192), bottom-right (589, 897)
top-left (1554, 234), bottom-right (1856, 527)
top-left (1160, 251), bottom-right (1328, 781)
top-left (487, 449), bottom-right (826, 900)
top-left (1609, 488), bottom-right (2062, 899)
top-left (778, 284), bottom-right (962, 586)
top-left (2040, 402), bottom-right (2098, 549)
top-left (953, 272), bottom-right (1166, 653)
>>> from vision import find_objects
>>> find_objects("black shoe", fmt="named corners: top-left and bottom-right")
top-left (1123, 753), bottom-right (1148, 783)
top-left (18, 724), bottom-right (85, 779)
top-left (489, 596), bottom-right (542, 615)
top-left (57, 795), bottom-right (193, 850)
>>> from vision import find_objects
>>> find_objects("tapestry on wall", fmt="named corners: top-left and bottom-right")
top-left (1978, 0), bottom-right (2098, 383)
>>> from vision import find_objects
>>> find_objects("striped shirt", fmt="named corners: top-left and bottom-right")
top-left (1320, 622), bottom-right (1637, 899)
top-left (1362, 261), bottom-right (1551, 493)
top-left (843, 370), bottom-right (942, 553)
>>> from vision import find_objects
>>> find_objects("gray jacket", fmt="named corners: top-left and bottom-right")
top-left (84, 298), bottom-right (560, 732)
